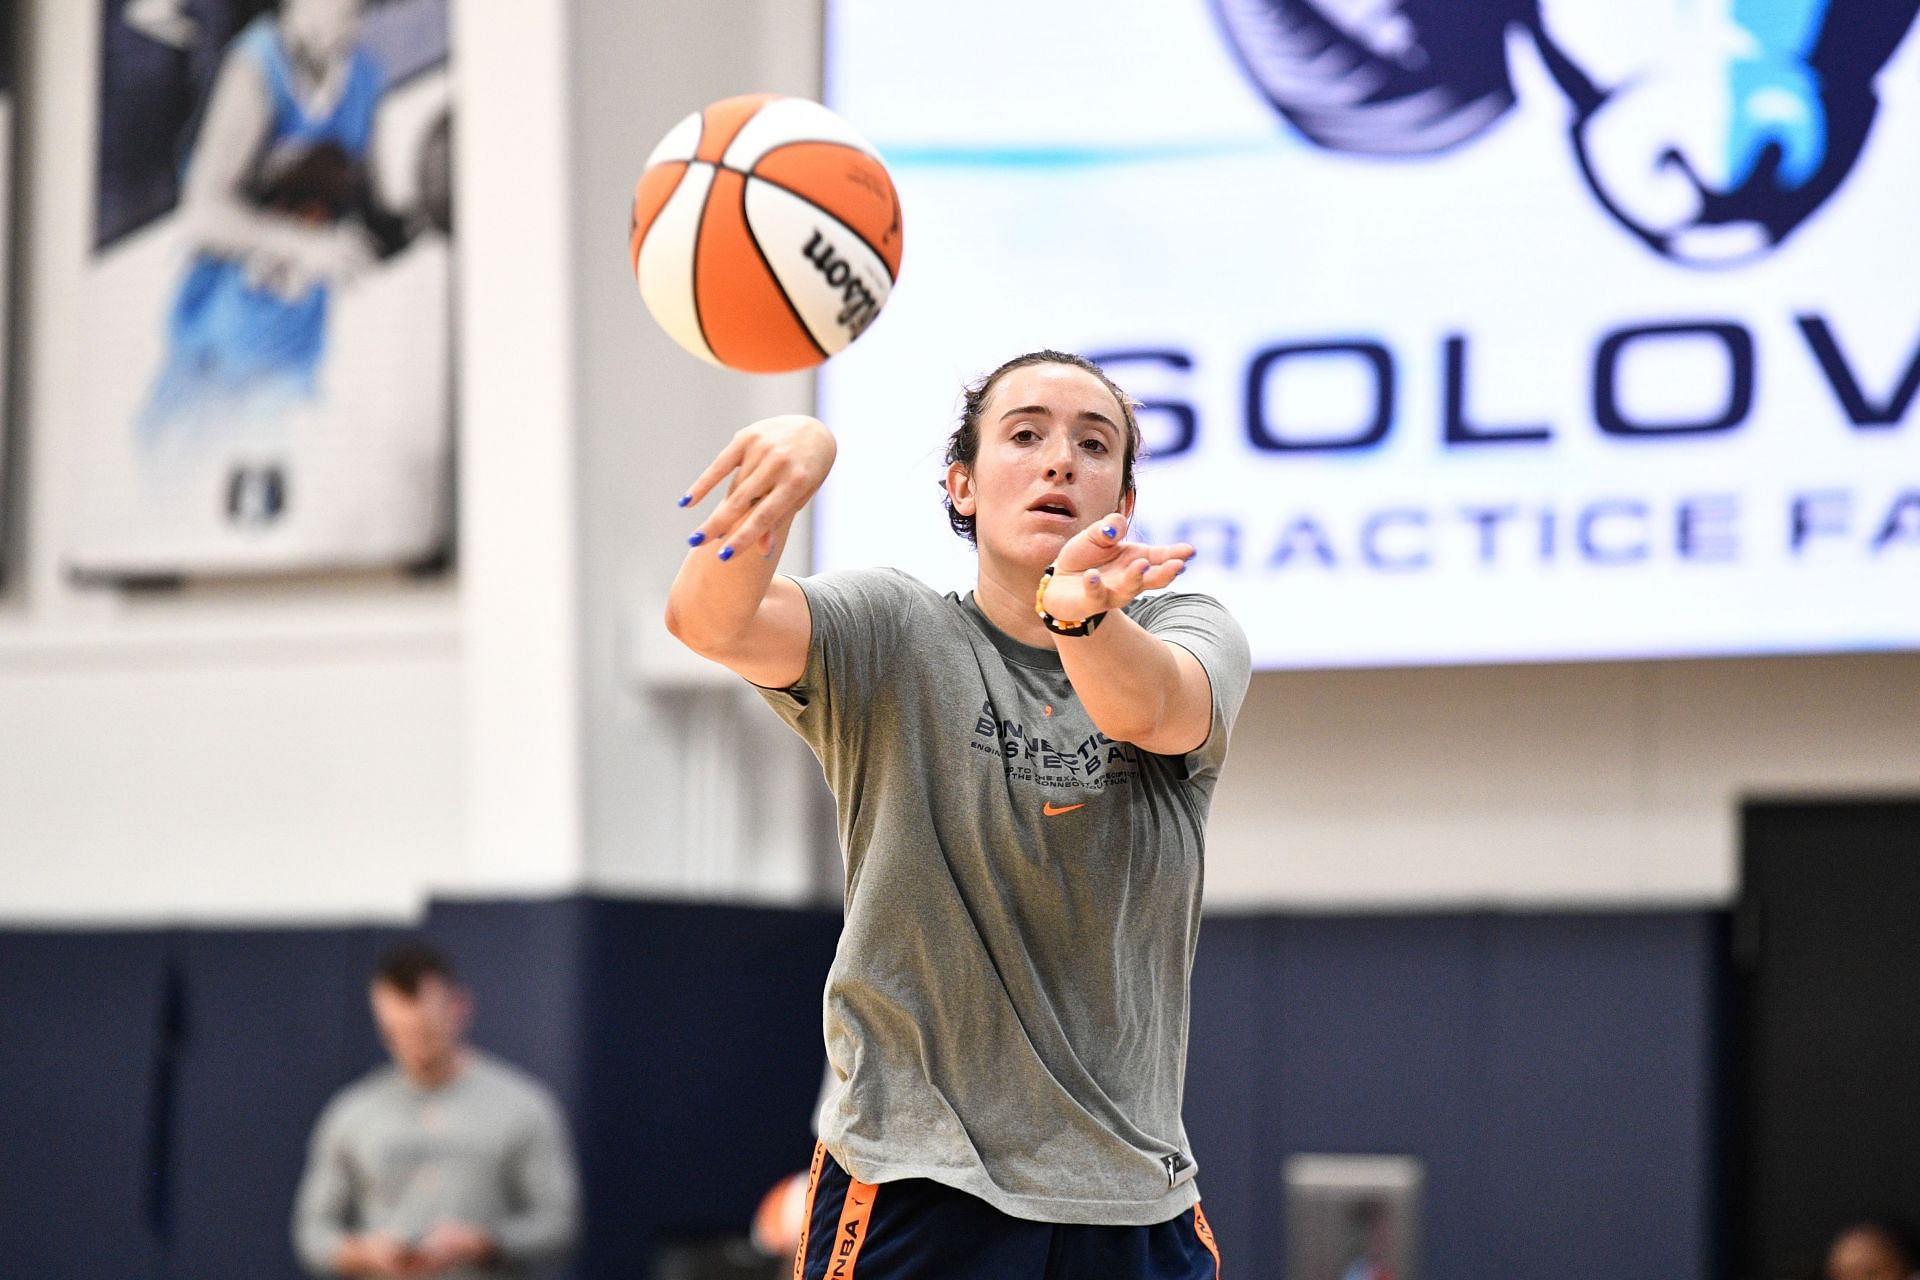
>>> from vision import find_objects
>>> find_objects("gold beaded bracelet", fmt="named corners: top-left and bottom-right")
top-left (1035, 564), bottom-right (1106, 637)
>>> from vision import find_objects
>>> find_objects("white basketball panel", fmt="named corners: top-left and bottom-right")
top-left (722, 97), bottom-right (880, 171)
top-left (644, 109), bottom-right (704, 168)
top-left (637, 162), bottom-right (720, 365)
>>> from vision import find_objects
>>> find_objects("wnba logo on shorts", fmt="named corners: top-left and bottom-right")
top-left (1211, 0), bottom-right (1919, 265)
top-left (830, 1217), bottom-right (865, 1278)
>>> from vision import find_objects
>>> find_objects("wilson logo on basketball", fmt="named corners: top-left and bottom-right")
top-left (802, 230), bottom-right (882, 336)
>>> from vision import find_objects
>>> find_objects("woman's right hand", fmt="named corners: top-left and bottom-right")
top-left (681, 415), bottom-right (837, 560)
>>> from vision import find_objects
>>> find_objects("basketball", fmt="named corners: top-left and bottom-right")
top-left (628, 94), bottom-right (903, 373)
top-left (748, 1169), bottom-right (811, 1257)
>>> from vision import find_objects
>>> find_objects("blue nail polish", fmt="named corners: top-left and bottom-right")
top-left (688, 532), bottom-right (706, 547)
top-left (1087, 572), bottom-right (1102, 587)
top-left (677, 494), bottom-right (691, 508)
top-left (718, 546), bottom-right (735, 562)
top-left (1101, 524), bottom-right (1117, 539)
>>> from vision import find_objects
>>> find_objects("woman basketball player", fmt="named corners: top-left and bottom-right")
top-left (666, 351), bottom-right (1250, 1279)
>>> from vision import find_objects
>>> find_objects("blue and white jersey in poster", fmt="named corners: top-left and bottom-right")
top-left (143, 15), bottom-right (384, 429)
top-left (817, 0), bottom-right (1920, 668)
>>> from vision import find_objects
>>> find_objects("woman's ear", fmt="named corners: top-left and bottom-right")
top-left (946, 462), bottom-right (976, 517)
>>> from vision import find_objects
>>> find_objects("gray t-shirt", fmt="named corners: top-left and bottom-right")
top-left (291, 1050), bottom-right (579, 1279)
top-left (755, 568), bottom-right (1251, 1227)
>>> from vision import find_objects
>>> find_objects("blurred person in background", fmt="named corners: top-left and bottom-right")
top-left (1827, 1218), bottom-right (1920, 1280)
top-left (292, 940), bottom-right (579, 1279)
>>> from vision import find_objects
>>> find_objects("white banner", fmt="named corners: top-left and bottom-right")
top-left (819, 0), bottom-right (1920, 668)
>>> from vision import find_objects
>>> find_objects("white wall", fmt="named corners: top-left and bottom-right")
top-left (455, 0), bottom-right (584, 896)
top-left (1206, 651), bottom-right (1920, 908)
top-left (562, 0), bottom-right (831, 903)
top-left (0, 0), bottom-right (1912, 925)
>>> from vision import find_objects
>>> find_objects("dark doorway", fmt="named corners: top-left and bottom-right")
top-left (1730, 799), bottom-right (1920, 1280)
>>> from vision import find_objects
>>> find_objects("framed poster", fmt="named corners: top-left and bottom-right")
top-left (70, 0), bottom-right (454, 578)
top-left (820, 0), bottom-right (1920, 668)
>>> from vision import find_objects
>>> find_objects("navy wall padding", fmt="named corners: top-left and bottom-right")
top-left (1480, 915), bottom-right (1721, 1278)
top-left (0, 905), bottom-right (1719, 1280)
top-left (1183, 911), bottom-right (1723, 1280)
top-left (1178, 915), bottom-right (1273, 1262)
top-left (0, 929), bottom-right (169, 1279)
top-left (570, 898), bottom-right (843, 1275)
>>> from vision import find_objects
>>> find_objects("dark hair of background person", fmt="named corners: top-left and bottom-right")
top-left (941, 351), bottom-right (1143, 545)
top-left (373, 938), bottom-right (457, 996)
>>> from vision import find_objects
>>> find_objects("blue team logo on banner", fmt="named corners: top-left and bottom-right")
top-left (1212, 0), bottom-right (1920, 265)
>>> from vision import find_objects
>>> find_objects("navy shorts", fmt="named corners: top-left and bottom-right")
top-left (793, 1143), bottom-right (1222, 1280)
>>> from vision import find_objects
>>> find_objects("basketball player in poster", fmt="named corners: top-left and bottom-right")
top-left (140, 0), bottom-right (410, 432)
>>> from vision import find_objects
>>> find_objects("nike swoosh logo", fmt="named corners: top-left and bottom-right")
top-left (1042, 802), bottom-right (1086, 816)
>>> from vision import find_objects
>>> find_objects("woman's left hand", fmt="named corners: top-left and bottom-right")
top-left (1040, 514), bottom-right (1194, 623)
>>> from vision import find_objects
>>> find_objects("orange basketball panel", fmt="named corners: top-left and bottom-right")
top-left (695, 93), bottom-right (781, 166)
top-left (695, 168), bottom-right (827, 373)
top-left (630, 161), bottom-right (689, 274)
top-left (750, 143), bottom-right (903, 279)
